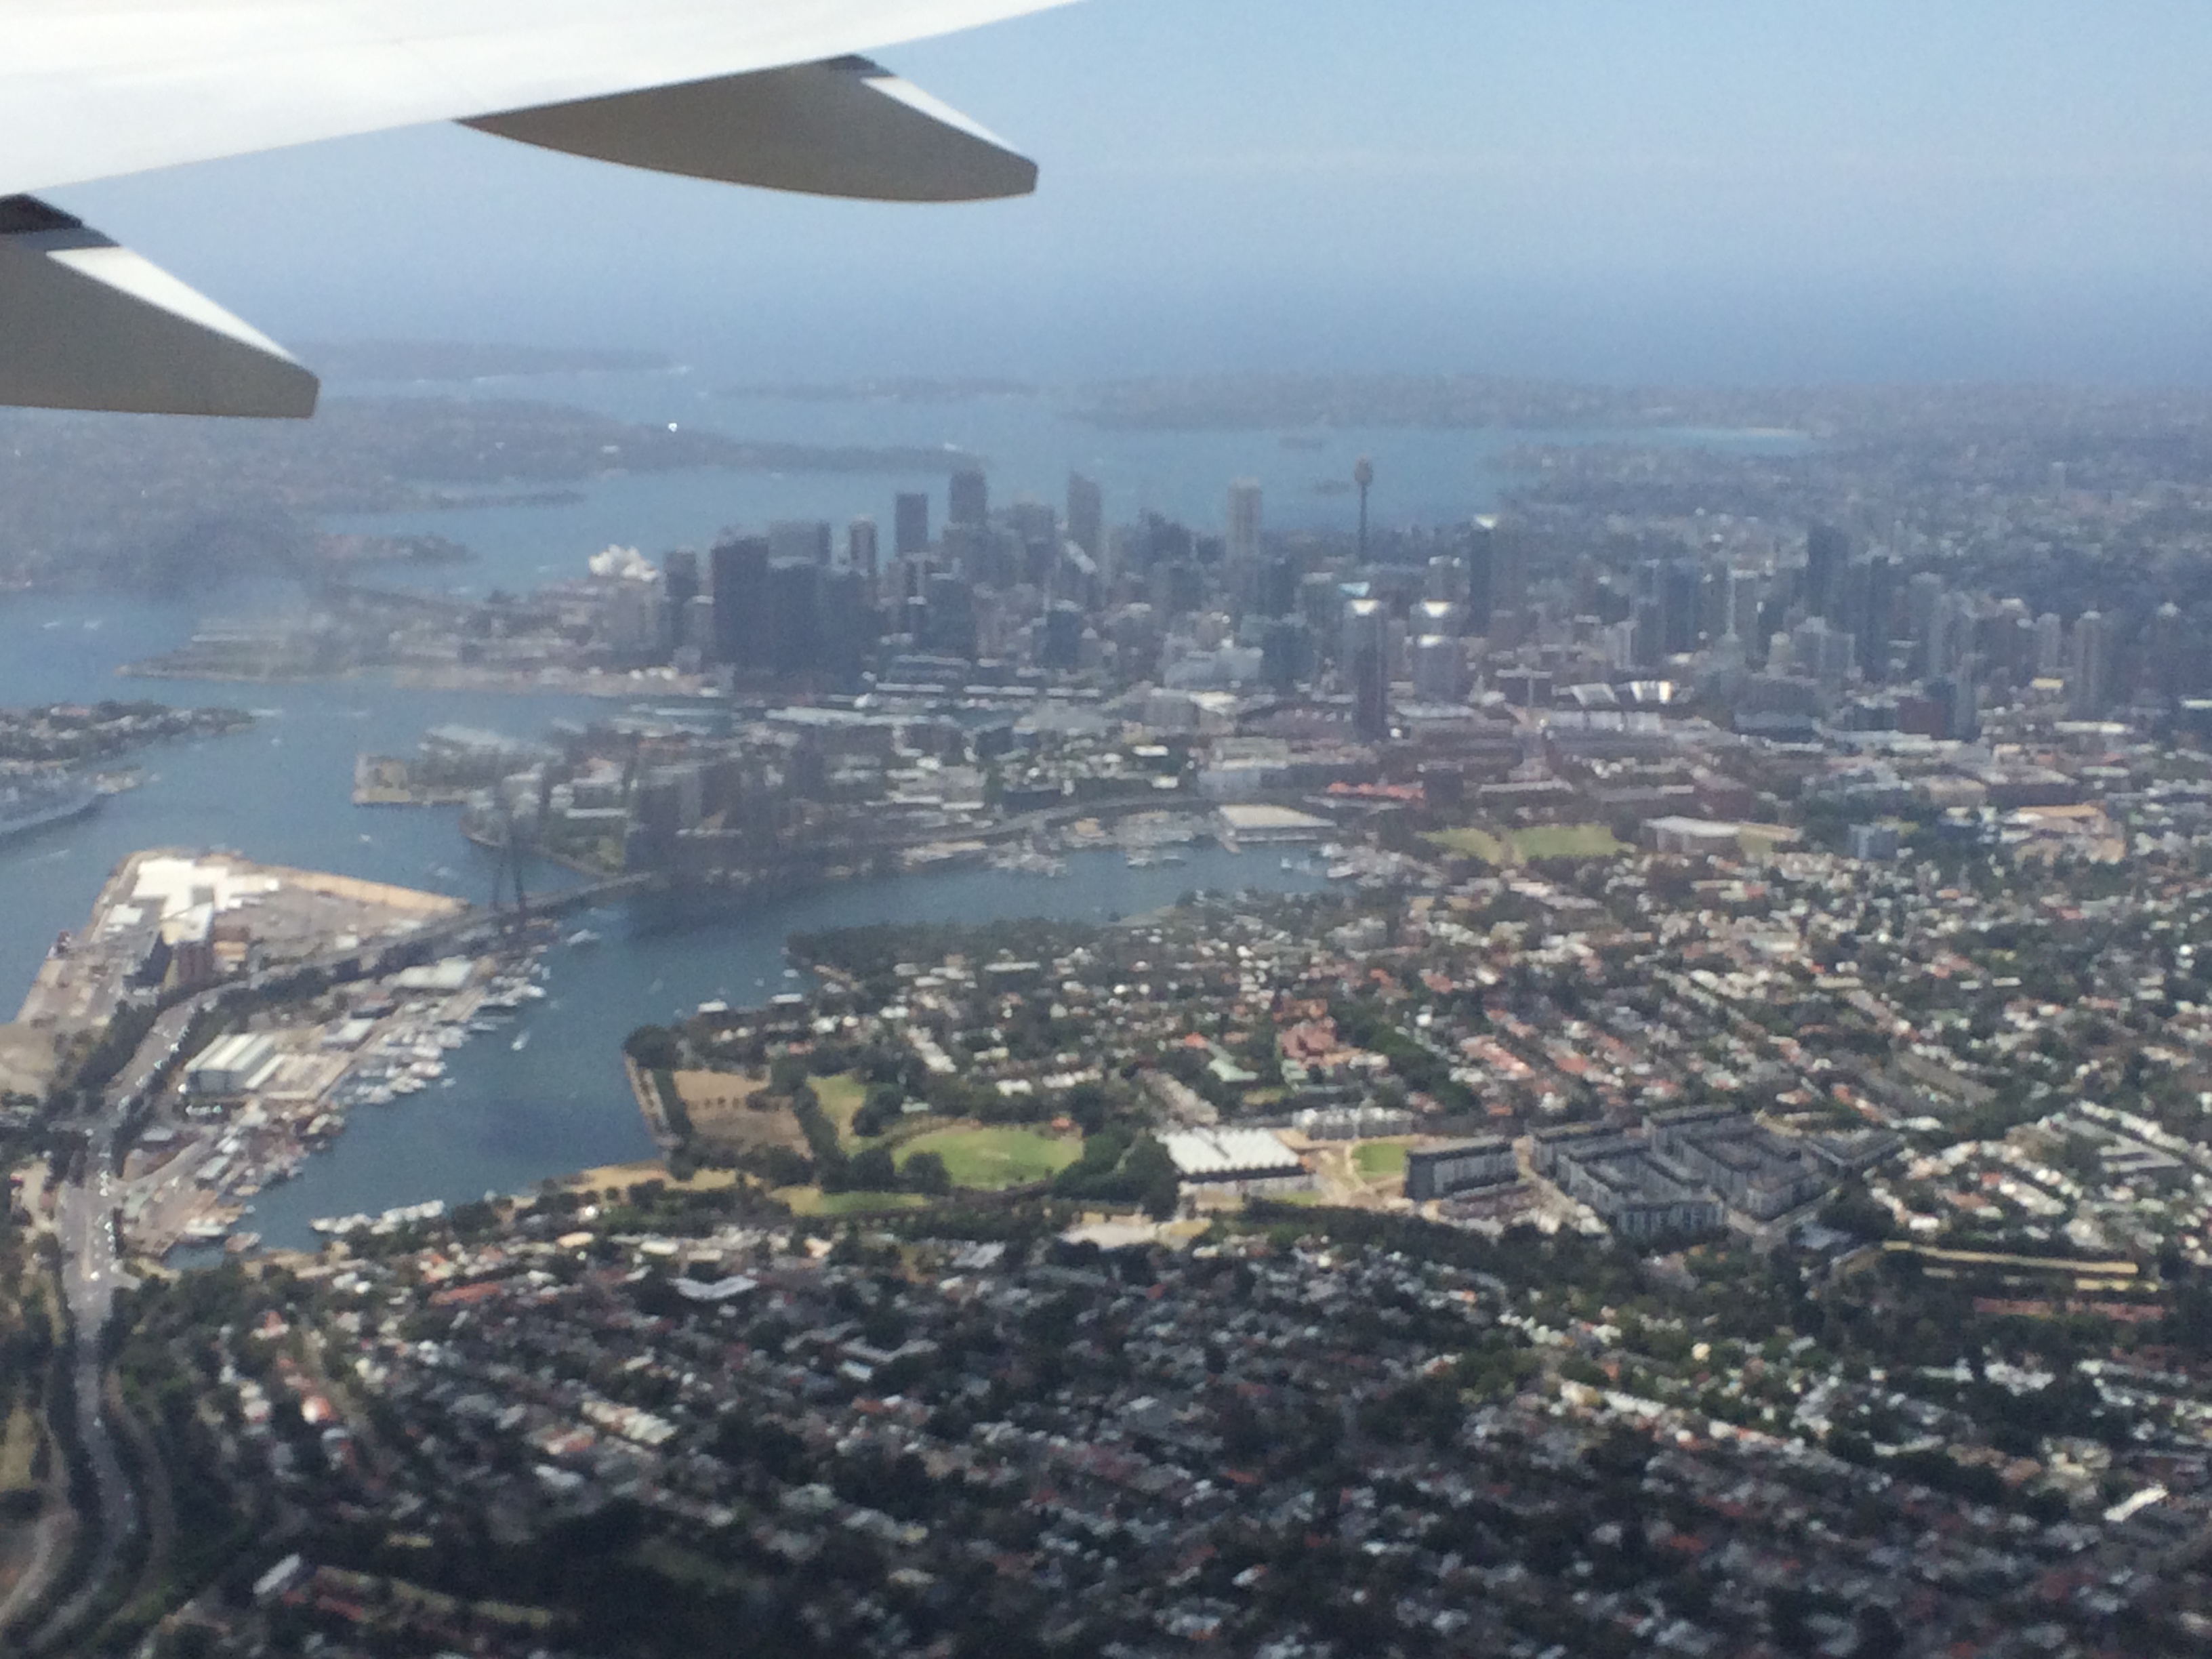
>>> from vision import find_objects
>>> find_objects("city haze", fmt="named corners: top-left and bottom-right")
top-left (52, 0), bottom-right (2212, 385)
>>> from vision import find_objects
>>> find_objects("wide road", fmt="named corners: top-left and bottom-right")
top-left (33, 1147), bottom-right (138, 1648)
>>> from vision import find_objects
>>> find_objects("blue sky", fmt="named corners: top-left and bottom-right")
top-left (60, 0), bottom-right (2212, 383)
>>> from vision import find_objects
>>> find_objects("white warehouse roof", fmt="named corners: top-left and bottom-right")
top-left (1162, 1128), bottom-right (1304, 1181)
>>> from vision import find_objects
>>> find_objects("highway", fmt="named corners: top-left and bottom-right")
top-left (31, 1145), bottom-right (138, 1648)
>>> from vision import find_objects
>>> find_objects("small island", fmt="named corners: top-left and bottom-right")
top-left (0, 700), bottom-right (253, 764)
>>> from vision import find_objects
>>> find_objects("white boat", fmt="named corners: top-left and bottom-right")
top-left (566, 928), bottom-right (602, 947)
top-left (512, 1029), bottom-right (531, 1052)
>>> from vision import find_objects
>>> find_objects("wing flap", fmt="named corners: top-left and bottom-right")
top-left (463, 58), bottom-right (1036, 202)
top-left (0, 0), bottom-right (1073, 199)
top-left (0, 197), bottom-right (319, 417)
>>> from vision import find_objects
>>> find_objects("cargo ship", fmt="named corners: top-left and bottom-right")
top-left (0, 776), bottom-right (100, 843)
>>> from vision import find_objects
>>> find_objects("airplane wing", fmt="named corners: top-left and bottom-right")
top-left (0, 0), bottom-right (1073, 418)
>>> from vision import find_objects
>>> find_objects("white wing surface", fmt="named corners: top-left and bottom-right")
top-left (0, 0), bottom-right (1068, 198)
top-left (0, 0), bottom-right (1071, 416)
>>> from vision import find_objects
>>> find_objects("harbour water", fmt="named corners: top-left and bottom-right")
top-left (239, 846), bottom-right (1329, 1251)
top-left (0, 377), bottom-right (1799, 1250)
top-left (329, 374), bottom-right (1812, 600)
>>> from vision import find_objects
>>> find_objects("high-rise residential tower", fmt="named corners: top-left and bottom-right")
top-left (1227, 478), bottom-right (1262, 568)
top-left (1067, 474), bottom-right (1103, 562)
top-left (895, 493), bottom-right (931, 559)
top-left (709, 535), bottom-right (771, 672)
top-left (949, 468), bottom-right (989, 528)
top-left (848, 517), bottom-right (879, 581)
top-left (1345, 596), bottom-right (1389, 742)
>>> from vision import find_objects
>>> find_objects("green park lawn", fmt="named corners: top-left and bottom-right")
top-left (812, 1072), bottom-right (869, 1141)
top-left (1421, 827), bottom-right (1511, 864)
top-left (897, 1126), bottom-right (1080, 1190)
top-left (774, 1187), bottom-right (926, 1217)
top-left (1509, 823), bottom-right (1626, 860)
top-left (1352, 1140), bottom-right (1412, 1180)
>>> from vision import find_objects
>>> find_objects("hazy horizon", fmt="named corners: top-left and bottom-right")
top-left (52, 0), bottom-right (2212, 389)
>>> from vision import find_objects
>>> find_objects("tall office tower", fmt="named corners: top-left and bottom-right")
top-left (1040, 601), bottom-right (1085, 671)
top-left (939, 522), bottom-right (985, 581)
top-left (895, 492), bottom-right (931, 558)
top-left (1948, 672), bottom-right (1980, 741)
top-left (1904, 571), bottom-right (1943, 670)
top-left (1353, 457), bottom-right (1374, 561)
top-left (709, 534), bottom-right (771, 671)
top-left (1725, 568), bottom-right (1763, 640)
top-left (2150, 601), bottom-right (2190, 701)
top-left (925, 571), bottom-right (978, 659)
top-left (1007, 504), bottom-right (1057, 588)
top-left (1300, 572), bottom-right (1343, 638)
top-left (1258, 556), bottom-right (1299, 619)
top-left (1805, 523), bottom-right (1849, 619)
top-left (770, 520), bottom-right (833, 566)
top-left (604, 571), bottom-right (668, 661)
top-left (1989, 597), bottom-right (2032, 682)
top-left (1600, 618), bottom-right (1639, 672)
top-left (1927, 590), bottom-right (1973, 681)
top-left (1416, 598), bottom-right (1461, 640)
top-left (663, 547), bottom-right (701, 616)
top-left (1009, 501), bottom-right (1057, 549)
top-left (1261, 617), bottom-right (1314, 695)
top-left (1464, 518), bottom-right (1496, 634)
top-left (1154, 560), bottom-right (1204, 619)
top-left (1790, 616), bottom-right (1856, 693)
top-left (1631, 559), bottom-right (1663, 666)
top-left (2034, 612), bottom-right (2065, 678)
top-left (682, 593), bottom-right (715, 655)
top-left (815, 567), bottom-right (872, 686)
top-left (1427, 553), bottom-right (1469, 611)
top-left (2070, 611), bottom-right (2112, 716)
top-left (1699, 564), bottom-right (1732, 643)
top-left (949, 467), bottom-right (989, 528)
top-left (767, 558), bottom-right (820, 678)
top-left (1661, 559), bottom-right (1701, 655)
top-left (1345, 597), bottom-right (1390, 742)
top-left (1495, 520), bottom-right (1537, 620)
top-left (1140, 512), bottom-right (1193, 573)
top-left (1412, 634), bottom-right (1467, 703)
top-left (1227, 478), bottom-right (1262, 569)
top-left (1067, 473), bottom-right (1103, 560)
top-left (847, 517), bottom-right (879, 581)
top-left (1851, 554), bottom-right (1898, 679)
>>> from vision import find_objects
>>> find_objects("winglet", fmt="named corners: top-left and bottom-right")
top-left (465, 56), bottom-right (1038, 203)
top-left (0, 197), bottom-right (319, 418)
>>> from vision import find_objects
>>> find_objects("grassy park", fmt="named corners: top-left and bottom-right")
top-left (1351, 1140), bottom-right (1412, 1181)
top-left (1509, 823), bottom-right (1626, 860)
top-left (896, 1126), bottom-right (1080, 1190)
top-left (1422, 826), bottom-right (1511, 863)
top-left (1423, 823), bottom-right (1626, 866)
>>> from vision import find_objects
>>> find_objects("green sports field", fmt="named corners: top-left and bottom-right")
top-left (897, 1126), bottom-right (1080, 1189)
top-left (1421, 827), bottom-right (1511, 864)
top-left (1509, 823), bottom-right (1626, 860)
top-left (1352, 1140), bottom-right (1411, 1179)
